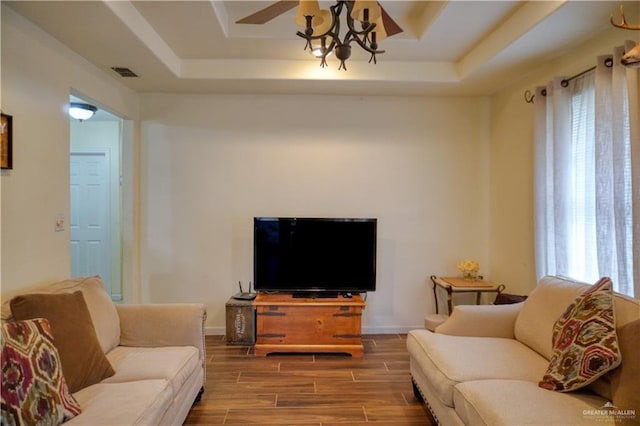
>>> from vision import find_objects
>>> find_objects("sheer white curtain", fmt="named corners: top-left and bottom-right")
top-left (534, 42), bottom-right (640, 297)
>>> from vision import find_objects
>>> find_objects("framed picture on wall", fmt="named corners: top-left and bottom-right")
top-left (1, 113), bottom-right (13, 169)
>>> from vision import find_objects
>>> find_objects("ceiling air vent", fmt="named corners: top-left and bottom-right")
top-left (111, 67), bottom-right (138, 78)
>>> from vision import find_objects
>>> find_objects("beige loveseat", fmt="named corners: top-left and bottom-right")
top-left (407, 275), bottom-right (639, 426)
top-left (1, 276), bottom-right (206, 425)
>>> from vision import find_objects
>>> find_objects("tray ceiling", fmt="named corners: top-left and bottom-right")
top-left (6, 1), bottom-right (639, 96)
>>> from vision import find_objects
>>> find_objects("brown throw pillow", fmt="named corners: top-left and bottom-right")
top-left (611, 319), bottom-right (640, 425)
top-left (10, 291), bottom-right (115, 393)
top-left (539, 277), bottom-right (621, 392)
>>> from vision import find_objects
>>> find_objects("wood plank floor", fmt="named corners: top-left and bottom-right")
top-left (185, 334), bottom-right (436, 425)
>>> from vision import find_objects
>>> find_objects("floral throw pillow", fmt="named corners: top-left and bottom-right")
top-left (539, 277), bottom-right (621, 392)
top-left (1, 318), bottom-right (81, 425)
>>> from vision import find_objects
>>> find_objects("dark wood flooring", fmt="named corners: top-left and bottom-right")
top-left (184, 334), bottom-right (436, 425)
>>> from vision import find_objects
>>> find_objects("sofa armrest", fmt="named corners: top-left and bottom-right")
top-left (116, 303), bottom-right (207, 383)
top-left (116, 303), bottom-right (206, 347)
top-left (435, 302), bottom-right (523, 338)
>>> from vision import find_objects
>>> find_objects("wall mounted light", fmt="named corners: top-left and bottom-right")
top-left (69, 102), bottom-right (97, 121)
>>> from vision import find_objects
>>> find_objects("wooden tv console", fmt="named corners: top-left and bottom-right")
top-left (253, 293), bottom-right (365, 357)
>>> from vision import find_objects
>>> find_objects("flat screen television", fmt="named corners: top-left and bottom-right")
top-left (253, 217), bottom-right (377, 297)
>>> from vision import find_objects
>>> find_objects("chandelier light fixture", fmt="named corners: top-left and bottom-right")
top-left (296, 0), bottom-right (387, 71)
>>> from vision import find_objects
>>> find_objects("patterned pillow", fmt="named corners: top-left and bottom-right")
top-left (1, 319), bottom-right (81, 425)
top-left (539, 277), bottom-right (621, 392)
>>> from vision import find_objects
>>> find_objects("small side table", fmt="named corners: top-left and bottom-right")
top-left (430, 275), bottom-right (505, 315)
top-left (225, 297), bottom-right (256, 345)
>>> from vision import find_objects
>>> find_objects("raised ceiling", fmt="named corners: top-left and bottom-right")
top-left (6, 1), bottom-right (639, 96)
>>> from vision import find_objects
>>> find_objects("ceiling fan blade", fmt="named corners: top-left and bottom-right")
top-left (235, 1), bottom-right (299, 24)
top-left (379, 3), bottom-right (403, 37)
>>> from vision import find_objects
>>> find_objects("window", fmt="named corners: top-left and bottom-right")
top-left (566, 73), bottom-right (598, 283)
top-left (534, 50), bottom-right (637, 297)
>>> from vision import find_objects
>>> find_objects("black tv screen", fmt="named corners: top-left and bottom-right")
top-left (253, 217), bottom-right (377, 295)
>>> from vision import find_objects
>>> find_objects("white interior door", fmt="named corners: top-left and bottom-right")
top-left (70, 150), bottom-right (111, 293)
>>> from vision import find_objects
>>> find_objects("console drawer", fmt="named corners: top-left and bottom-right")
top-left (256, 304), bottom-right (362, 345)
top-left (253, 294), bottom-right (365, 356)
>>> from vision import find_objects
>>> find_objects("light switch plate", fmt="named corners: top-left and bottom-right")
top-left (54, 214), bottom-right (65, 232)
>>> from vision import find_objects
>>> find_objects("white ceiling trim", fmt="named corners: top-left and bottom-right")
top-left (210, 0), bottom-right (229, 38)
top-left (456, 0), bottom-right (566, 79)
top-left (407, 1), bottom-right (449, 40)
top-left (180, 59), bottom-right (459, 83)
top-left (103, 0), bottom-right (181, 75)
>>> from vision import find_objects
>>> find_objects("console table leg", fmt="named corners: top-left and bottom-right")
top-left (430, 275), bottom-right (440, 314)
top-left (446, 287), bottom-right (453, 315)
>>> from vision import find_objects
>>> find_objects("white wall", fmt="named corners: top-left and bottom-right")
top-left (0, 6), bottom-right (139, 295)
top-left (141, 94), bottom-right (491, 333)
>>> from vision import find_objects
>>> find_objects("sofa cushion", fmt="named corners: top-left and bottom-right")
top-left (539, 277), bottom-right (621, 392)
top-left (1, 319), bottom-right (82, 425)
top-left (514, 275), bottom-right (589, 359)
top-left (407, 329), bottom-right (549, 407)
top-left (48, 276), bottom-right (120, 353)
top-left (1, 276), bottom-right (120, 353)
top-left (454, 379), bottom-right (607, 426)
top-left (67, 380), bottom-right (173, 425)
top-left (104, 346), bottom-right (200, 396)
top-left (435, 303), bottom-right (523, 338)
top-left (610, 319), bottom-right (640, 424)
top-left (10, 291), bottom-right (115, 393)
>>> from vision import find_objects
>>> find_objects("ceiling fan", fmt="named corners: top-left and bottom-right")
top-left (235, 1), bottom-right (403, 37)
top-left (235, 1), bottom-right (404, 70)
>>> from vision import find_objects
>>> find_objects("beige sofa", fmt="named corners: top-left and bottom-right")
top-left (407, 275), bottom-right (639, 426)
top-left (1, 276), bottom-right (206, 425)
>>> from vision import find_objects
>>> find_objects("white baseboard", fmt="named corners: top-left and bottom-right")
top-left (205, 325), bottom-right (421, 336)
top-left (205, 326), bottom-right (225, 335)
top-left (362, 325), bottom-right (421, 334)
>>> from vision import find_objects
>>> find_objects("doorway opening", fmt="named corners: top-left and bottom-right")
top-left (69, 94), bottom-right (123, 301)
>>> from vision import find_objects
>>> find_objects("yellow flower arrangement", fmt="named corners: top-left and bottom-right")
top-left (457, 259), bottom-right (480, 280)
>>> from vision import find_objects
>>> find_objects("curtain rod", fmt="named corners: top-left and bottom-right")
top-left (524, 57), bottom-right (613, 104)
